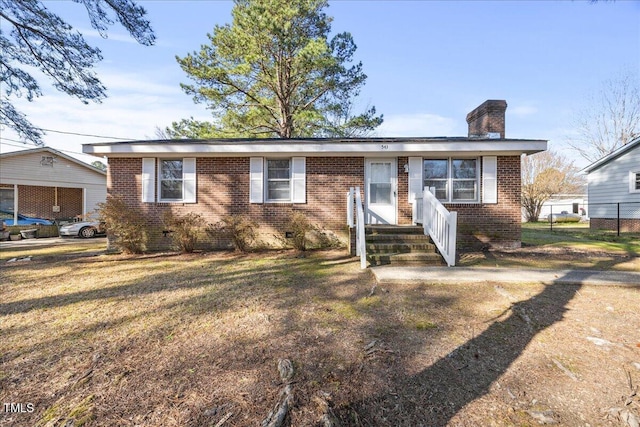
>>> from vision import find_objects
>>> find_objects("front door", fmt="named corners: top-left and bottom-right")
top-left (365, 158), bottom-right (397, 224)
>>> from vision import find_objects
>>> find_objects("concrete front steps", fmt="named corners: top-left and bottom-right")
top-left (365, 225), bottom-right (445, 266)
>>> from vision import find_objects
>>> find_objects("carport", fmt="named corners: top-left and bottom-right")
top-left (0, 147), bottom-right (106, 223)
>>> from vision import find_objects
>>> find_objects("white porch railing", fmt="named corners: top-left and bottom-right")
top-left (414, 187), bottom-right (457, 267)
top-left (347, 187), bottom-right (367, 269)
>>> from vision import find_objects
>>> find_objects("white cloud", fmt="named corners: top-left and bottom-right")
top-left (377, 113), bottom-right (462, 137)
top-left (78, 28), bottom-right (140, 44)
top-left (510, 105), bottom-right (538, 117)
top-left (1, 69), bottom-right (210, 163)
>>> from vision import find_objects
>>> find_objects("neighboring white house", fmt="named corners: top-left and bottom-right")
top-left (0, 147), bottom-right (107, 223)
top-left (522, 193), bottom-right (588, 222)
top-left (583, 137), bottom-right (640, 232)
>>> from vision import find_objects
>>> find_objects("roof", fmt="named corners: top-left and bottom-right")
top-left (0, 146), bottom-right (107, 176)
top-left (582, 136), bottom-right (640, 174)
top-left (83, 137), bottom-right (547, 158)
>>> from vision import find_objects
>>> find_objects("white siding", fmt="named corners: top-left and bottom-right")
top-left (0, 151), bottom-right (105, 187)
top-left (588, 145), bottom-right (640, 218)
top-left (84, 185), bottom-right (107, 215)
top-left (0, 150), bottom-right (107, 213)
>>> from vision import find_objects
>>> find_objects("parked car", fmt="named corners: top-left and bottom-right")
top-left (547, 211), bottom-right (581, 223)
top-left (0, 210), bottom-right (54, 226)
top-left (59, 220), bottom-right (106, 238)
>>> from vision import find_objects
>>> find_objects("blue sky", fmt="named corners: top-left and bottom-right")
top-left (1, 0), bottom-right (639, 168)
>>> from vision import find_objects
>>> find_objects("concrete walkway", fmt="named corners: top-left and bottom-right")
top-left (371, 266), bottom-right (640, 287)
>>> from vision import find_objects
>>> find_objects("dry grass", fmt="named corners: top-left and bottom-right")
top-left (1, 242), bottom-right (639, 426)
top-left (459, 223), bottom-right (640, 271)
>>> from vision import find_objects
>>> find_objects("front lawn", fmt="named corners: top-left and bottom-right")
top-left (1, 243), bottom-right (639, 426)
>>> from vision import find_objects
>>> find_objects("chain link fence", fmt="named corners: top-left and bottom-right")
top-left (539, 201), bottom-right (640, 235)
top-left (587, 201), bottom-right (640, 235)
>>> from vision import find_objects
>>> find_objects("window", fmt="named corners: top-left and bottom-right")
top-left (250, 157), bottom-right (305, 204)
top-left (0, 188), bottom-right (14, 212)
top-left (452, 159), bottom-right (478, 201)
top-left (142, 158), bottom-right (196, 203)
top-left (631, 171), bottom-right (640, 193)
top-left (423, 159), bottom-right (449, 201)
top-left (160, 160), bottom-right (184, 201)
top-left (266, 159), bottom-right (291, 201)
top-left (423, 158), bottom-right (479, 202)
top-left (369, 162), bottom-right (393, 204)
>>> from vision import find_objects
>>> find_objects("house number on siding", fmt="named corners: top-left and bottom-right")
top-left (380, 144), bottom-right (389, 150)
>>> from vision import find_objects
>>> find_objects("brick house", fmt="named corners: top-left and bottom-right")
top-left (83, 100), bottom-right (546, 252)
top-left (0, 147), bottom-right (107, 223)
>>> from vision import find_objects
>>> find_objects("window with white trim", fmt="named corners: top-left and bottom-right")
top-left (141, 158), bottom-right (196, 203)
top-left (266, 159), bottom-right (291, 201)
top-left (631, 171), bottom-right (640, 193)
top-left (160, 159), bottom-right (184, 201)
top-left (423, 158), bottom-right (479, 202)
top-left (250, 157), bottom-right (305, 203)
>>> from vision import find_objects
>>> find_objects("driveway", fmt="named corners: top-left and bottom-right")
top-left (0, 236), bottom-right (106, 249)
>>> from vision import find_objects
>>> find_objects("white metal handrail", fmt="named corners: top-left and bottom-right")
top-left (417, 187), bottom-right (457, 267)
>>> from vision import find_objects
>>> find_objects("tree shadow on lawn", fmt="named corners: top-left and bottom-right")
top-left (0, 252), bottom-right (351, 316)
top-left (1, 251), bottom-right (371, 425)
top-left (331, 255), bottom-right (640, 426)
top-left (331, 280), bottom-right (580, 426)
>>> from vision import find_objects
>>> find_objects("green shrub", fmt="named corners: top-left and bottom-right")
top-left (162, 211), bottom-right (205, 253)
top-left (98, 196), bottom-right (148, 254)
top-left (208, 215), bottom-right (257, 253)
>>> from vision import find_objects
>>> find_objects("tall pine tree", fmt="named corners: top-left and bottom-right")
top-left (172, 0), bottom-right (382, 139)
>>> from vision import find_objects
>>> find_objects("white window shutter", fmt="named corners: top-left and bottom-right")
top-left (408, 157), bottom-right (423, 203)
top-left (142, 158), bottom-right (156, 203)
top-left (291, 157), bottom-right (306, 203)
top-left (183, 158), bottom-right (196, 203)
top-left (482, 156), bottom-right (498, 204)
top-left (250, 157), bottom-right (264, 203)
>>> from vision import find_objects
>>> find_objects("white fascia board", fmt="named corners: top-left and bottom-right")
top-left (83, 140), bottom-right (547, 158)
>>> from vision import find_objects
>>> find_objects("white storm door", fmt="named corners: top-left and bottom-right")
top-left (365, 158), bottom-right (397, 224)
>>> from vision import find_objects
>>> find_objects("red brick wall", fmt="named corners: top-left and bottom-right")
top-left (108, 157), bottom-right (365, 249)
top-left (448, 156), bottom-right (521, 249)
top-left (108, 156), bottom-right (521, 250)
top-left (590, 218), bottom-right (640, 233)
top-left (0, 185), bottom-right (83, 220)
top-left (397, 156), bottom-right (412, 225)
top-left (395, 156), bottom-right (522, 249)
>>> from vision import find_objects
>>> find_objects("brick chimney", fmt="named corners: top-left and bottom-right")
top-left (466, 100), bottom-right (507, 139)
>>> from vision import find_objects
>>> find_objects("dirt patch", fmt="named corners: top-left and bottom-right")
top-left (1, 248), bottom-right (639, 426)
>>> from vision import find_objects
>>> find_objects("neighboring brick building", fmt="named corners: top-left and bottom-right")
top-left (84, 100), bottom-right (547, 251)
top-left (0, 147), bottom-right (107, 223)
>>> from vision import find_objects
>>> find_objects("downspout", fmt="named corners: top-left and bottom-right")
top-left (13, 184), bottom-right (18, 224)
top-left (83, 188), bottom-right (87, 220)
